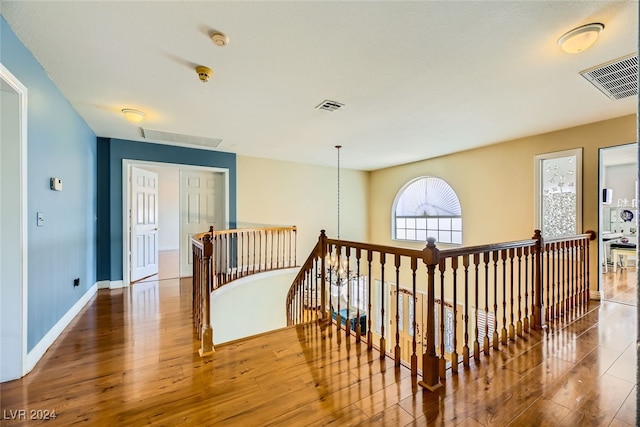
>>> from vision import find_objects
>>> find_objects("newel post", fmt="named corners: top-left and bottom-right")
top-left (319, 230), bottom-right (328, 323)
top-left (420, 237), bottom-right (442, 391)
top-left (532, 230), bottom-right (545, 330)
top-left (199, 233), bottom-right (215, 357)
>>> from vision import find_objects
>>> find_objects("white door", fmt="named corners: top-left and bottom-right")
top-left (130, 167), bottom-right (159, 282)
top-left (180, 170), bottom-right (223, 276)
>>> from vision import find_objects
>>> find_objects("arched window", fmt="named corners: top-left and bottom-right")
top-left (393, 177), bottom-right (462, 244)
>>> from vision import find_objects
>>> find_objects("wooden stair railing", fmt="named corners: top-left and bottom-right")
top-left (286, 229), bottom-right (595, 390)
top-left (192, 225), bottom-right (297, 356)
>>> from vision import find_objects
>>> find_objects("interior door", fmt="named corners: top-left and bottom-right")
top-left (131, 167), bottom-right (159, 282)
top-left (180, 170), bottom-right (222, 277)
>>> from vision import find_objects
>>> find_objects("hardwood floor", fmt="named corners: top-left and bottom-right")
top-left (602, 266), bottom-right (637, 306)
top-left (1, 276), bottom-right (636, 426)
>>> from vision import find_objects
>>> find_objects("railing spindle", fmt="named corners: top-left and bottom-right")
top-left (473, 253), bottom-right (480, 361)
top-left (394, 254), bottom-right (401, 366)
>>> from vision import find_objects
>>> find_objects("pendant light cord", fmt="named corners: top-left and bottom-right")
top-left (336, 145), bottom-right (341, 239)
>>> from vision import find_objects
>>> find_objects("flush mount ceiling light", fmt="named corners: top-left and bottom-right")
top-left (210, 31), bottom-right (229, 47)
top-left (121, 108), bottom-right (146, 123)
top-left (195, 65), bottom-right (213, 82)
top-left (557, 23), bottom-right (604, 54)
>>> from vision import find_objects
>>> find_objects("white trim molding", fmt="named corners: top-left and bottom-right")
top-left (0, 63), bottom-right (29, 379)
top-left (109, 280), bottom-right (125, 289)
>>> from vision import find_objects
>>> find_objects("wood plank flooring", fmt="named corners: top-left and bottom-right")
top-left (602, 266), bottom-right (637, 306)
top-left (1, 275), bottom-right (636, 426)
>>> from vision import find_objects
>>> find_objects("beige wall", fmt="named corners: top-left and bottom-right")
top-left (237, 156), bottom-right (369, 261)
top-left (368, 114), bottom-right (637, 292)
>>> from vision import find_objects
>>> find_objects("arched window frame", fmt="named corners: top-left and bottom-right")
top-left (392, 176), bottom-right (463, 244)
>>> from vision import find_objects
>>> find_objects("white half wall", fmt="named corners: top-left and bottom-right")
top-left (211, 268), bottom-right (298, 344)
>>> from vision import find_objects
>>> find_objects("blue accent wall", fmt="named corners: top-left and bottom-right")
top-left (97, 138), bottom-right (237, 282)
top-left (1, 17), bottom-right (98, 351)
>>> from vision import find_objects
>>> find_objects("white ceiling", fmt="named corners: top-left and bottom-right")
top-left (1, 1), bottom-right (637, 171)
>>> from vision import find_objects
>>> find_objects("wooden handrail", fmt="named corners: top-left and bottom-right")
top-left (192, 225), bottom-right (298, 356)
top-left (286, 229), bottom-right (595, 390)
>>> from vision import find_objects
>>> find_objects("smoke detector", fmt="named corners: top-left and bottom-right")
top-left (210, 32), bottom-right (229, 47)
top-left (195, 66), bottom-right (213, 82)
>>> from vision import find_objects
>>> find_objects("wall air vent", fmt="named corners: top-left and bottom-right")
top-left (140, 128), bottom-right (222, 150)
top-left (579, 53), bottom-right (638, 100)
top-left (315, 100), bottom-right (345, 112)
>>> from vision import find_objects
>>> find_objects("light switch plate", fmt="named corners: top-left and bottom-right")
top-left (37, 211), bottom-right (44, 226)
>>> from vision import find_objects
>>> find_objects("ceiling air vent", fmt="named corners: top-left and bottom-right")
top-left (141, 128), bottom-right (222, 150)
top-left (315, 100), bottom-right (344, 112)
top-left (579, 53), bottom-right (638, 100)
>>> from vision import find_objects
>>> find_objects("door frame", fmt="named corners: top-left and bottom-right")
top-left (122, 159), bottom-right (229, 286)
top-left (0, 63), bottom-right (29, 380)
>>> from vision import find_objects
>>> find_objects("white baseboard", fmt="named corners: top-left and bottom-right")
top-left (97, 280), bottom-right (110, 289)
top-left (159, 246), bottom-right (179, 251)
top-left (26, 283), bottom-right (98, 373)
top-left (110, 280), bottom-right (125, 289)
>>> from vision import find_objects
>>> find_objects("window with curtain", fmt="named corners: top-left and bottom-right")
top-left (393, 177), bottom-right (462, 244)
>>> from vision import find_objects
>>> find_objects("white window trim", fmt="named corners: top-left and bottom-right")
top-left (533, 148), bottom-right (583, 237)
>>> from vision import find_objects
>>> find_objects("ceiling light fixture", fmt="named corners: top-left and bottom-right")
top-left (195, 65), bottom-right (213, 82)
top-left (557, 23), bottom-right (604, 54)
top-left (210, 31), bottom-right (229, 47)
top-left (121, 108), bottom-right (146, 123)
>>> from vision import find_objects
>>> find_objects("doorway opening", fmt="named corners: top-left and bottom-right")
top-left (598, 143), bottom-right (638, 305)
top-left (122, 160), bottom-right (229, 286)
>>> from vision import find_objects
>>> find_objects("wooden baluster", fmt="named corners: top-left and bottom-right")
top-left (420, 238), bottom-right (441, 390)
top-left (252, 230), bottom-right (256, 274)
top-left (268, 229), bottom-right (272, 270)
top-left (532, 230), bottom-right (544, 330)
top-left (473, 253), bottom-right (480, 361)
top-left (335, 246), bottom-right (343, 337)
top-left (545, 242), bottom-right (551, 321)
top-left (355, 248), bottom-right (362, 342)
top-left (492, 250), bottom-right (499, 350)
top-left (508, 248), bottom-right (515, 341)
top-left (523, 246), bottom-right (530, 333)
top-left (319, 231), bottom-right (328, 323)
top-left (277, 229), bottom-right (281, 269)
top-left (314, 257), bottom-right (319, 321)
top-left (199, 234), bottom-right (214, 356)
top-left (223, 234), bottom-right (232, 283)
top-left (462, 254), bottom-right (470, 368)
top-left (561, 241), bottom-right (566, 316)
top-left (437, 260), bottom-right (446, 378)
top-left (288, 228), bottom-right (292, 268)
top-left (516, 247), bottom-right (523, 337)
top-left (345, 247), bottom-right (352, 342)
top-left (483, 252), bottom-right (490, 355)
top-left (192, 244), bottom-right (200, 335)
top-left (585, 235), bottom-right (591, 302)
top-left (411, 256), bottom-right (418, 376)
top-left (379, 251), bottom-right (386, 359)
top-left (570, 240), bottom-right (575, 310)
top-left (394, 253), bottom-right (401, 367)
top-left (500, 249), bottom-right (508, 345)
top-left (367, 250), bottom-right (373, 350)
top-left (240, 231), bottom-right (245, 278)
top-left (580, 237), bottom-right (586, 306)
top-left (450, 257), bottom-right (459, 373)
